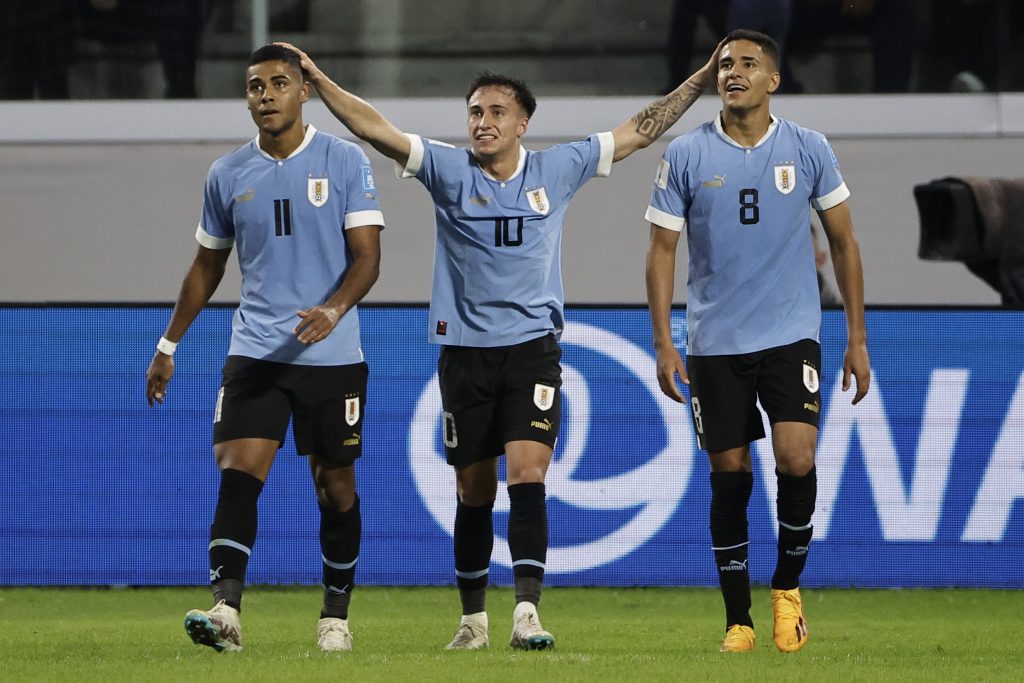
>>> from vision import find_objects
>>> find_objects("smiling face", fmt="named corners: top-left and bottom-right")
top-left (245, 59), bottom-right (309, 137)
top-left (466, 85), bottom-right (530, 163)
top-left (716, 39), bottom-right (780, 113)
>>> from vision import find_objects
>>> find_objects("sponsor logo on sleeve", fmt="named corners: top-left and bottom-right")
top-left (361, 165), bottom-right (375, 191)
top-left (655, 159), bottom-right (670, 189)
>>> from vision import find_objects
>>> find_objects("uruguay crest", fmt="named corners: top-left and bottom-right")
top-left (308, 177), bottom-right (329, 207)
top-left (774, 164), bottom-right (796, 195)
top-left (533, 383), bottom-right (555, 411)
top-left (526, 187), bottom-right (550, 215)
top-left (802, 362), bottom-right (819, 393)
top-left (345, 397), bottom-right (360, 425)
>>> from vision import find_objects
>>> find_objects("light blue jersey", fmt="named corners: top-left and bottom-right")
top-left (399, 132), bottom-right (614, 347)
top-left (646, 115), bottom-right (849, 356)
top-left (196, 125), bottom-right (384, 365)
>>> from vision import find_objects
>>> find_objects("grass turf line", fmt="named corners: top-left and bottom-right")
top-left (0, 586), bottom-right (1021, 682)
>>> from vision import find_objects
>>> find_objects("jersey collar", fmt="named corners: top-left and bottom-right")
top-left (714, 114), bottom-right (778, 150)
top-left (254, 124), bottom-right (318, 161)
top-left (478, 145), bottom-right (527, 183)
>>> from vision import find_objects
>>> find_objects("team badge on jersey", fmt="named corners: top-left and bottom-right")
top-left (526, 187), bottom-right (550, 215)
top-left (308, 177), bottom-right (329, 207)
top-left (774, 164), bottom-right (796, 195)
top-left (533, 383), bottom-right (555, 411)
top-left (802, 362), bottom-right (820, 393)
top-left (345, 397), bottom-right (360, 426)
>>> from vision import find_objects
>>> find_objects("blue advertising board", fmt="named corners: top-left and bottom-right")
top-left (0, 306), bottom-right (1021, 587)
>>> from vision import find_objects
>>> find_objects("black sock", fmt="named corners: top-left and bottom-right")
top-left (320, 495), bottom-right (361, 620)
top-left (710, 471), bottom-right (754, 629)
top-left (772, 467), bottom-right (816, 590)
top-left (209, 468), bottom-right (264, 611)
top-left (454, 497), bottom-right (494, 615)
top-left (507, 482), bottom-right (547, 606)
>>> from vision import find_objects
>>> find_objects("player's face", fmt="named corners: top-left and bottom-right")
top-left (466, 85), bottom-right (530, 161)
top-left (246, 60), bottom-right (309, 136)
top-left (716, 40), bottom-right (780, 111)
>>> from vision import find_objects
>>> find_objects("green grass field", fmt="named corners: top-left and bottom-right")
top-left (1, 586), bottom-right (1021, 681)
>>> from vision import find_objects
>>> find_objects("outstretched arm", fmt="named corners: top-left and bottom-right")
top-left (819, 201), bottom-right (871, 404)
top-left (276, 42), bottom-right (412, 166)
top-left (610, 40), bottom-right (723, 162)
top-left (646, 224), bottom-right (688, 403)
top-left (146, 245), bottom-right (231, 406)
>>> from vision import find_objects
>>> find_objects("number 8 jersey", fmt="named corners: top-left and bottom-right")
top-left (645, 115), bottom-right (849, 356)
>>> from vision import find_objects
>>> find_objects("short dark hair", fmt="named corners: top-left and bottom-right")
top-left (248, 44), bottom-right (305, 78)
top-left (723, 29), bottom-right (781, 70)
top-left (465, 72), bottom-right (537, 118)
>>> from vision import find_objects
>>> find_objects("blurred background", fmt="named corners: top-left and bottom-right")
top-left (1, 0), bottom-right (1022, 100)
top-left (2, 0), bottom-right (1023, 306)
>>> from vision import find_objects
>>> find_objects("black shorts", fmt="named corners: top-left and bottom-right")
top-left (437, 333), bottom-right (562, 467)
top-left (686, 338), bottom-right (821, 453)
top-left (212, 355), bottom-right (368, 464)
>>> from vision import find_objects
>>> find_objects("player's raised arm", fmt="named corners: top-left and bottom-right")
top-left (818, 201), bottom-right (871, 404)
top-left (610, 40), bottom-right (723, 163)
top-left (275, 42), bottom-right (412, 167)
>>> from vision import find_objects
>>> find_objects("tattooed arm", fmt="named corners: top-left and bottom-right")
top-left (609, 40), bottom-right (723, 162)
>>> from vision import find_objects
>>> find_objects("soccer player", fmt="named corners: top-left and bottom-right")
top-left (145, 44), bottom-right (384, 654)
top-left (645, 29), bottom-right (870, 653)
top-left (275, 40), bottom-right (721, 650)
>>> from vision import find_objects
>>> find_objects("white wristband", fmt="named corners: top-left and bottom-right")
top-left (156, 337), bottom-right (178, 356)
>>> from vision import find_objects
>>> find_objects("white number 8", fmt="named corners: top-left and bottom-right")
top-left (691, 396), bottom-right (704, 435)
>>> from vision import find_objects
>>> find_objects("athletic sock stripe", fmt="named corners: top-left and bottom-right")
top-left (779, 520), bottom-right (813, 531)
top-left (455, 568), bottom-right (489, 579)
top-left (209, 538), bottom-right (252, 556)
top-left (711, 541), bottom-right (750, 551)
top-left (511, 559), bottom-right (545, 569)
top-left (322, 554), bottom-right (358, 570)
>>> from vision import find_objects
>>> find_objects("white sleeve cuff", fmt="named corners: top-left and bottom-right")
top-left (645, 205), bottom-right (685, 232)
top-left (595, 131), bottom-right (615, 178)
top-left (195, 224), bottom-right (234, 249)
top-left (811, 182), bottom-right (851, 211)
top-left (344, 210), bottom-right (385, 230)
top-left (395, 133), bottom-right (424, 179)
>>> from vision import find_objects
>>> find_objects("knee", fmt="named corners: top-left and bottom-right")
top-left (508, 465), bottom-right (546, 485)
top-left (457, 478), bottom-right (496, 507)
top-left (775, 449), bottom-right (815, 477)
top-left (316, 477), bottom-right (356, 512)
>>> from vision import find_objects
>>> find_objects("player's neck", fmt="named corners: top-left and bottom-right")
top-left (474, 147), bottom-right (520, 181)
top-left (721, 106), bottom-right (772, 148)
top-left (259, 121), bottom-right (307, 160)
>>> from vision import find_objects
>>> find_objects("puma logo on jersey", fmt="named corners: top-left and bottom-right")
top-left (530, 418), bottom-right (554, 432)
top-left (234, 188), bottom-right (256, 202)
top-left (468, 195), bottom-right (492, 206)
top-left (702, 174), bottom-right (726, 188)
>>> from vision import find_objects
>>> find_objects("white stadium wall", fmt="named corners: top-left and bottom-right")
top-left (1, 95), bottom-right (1022, 304)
